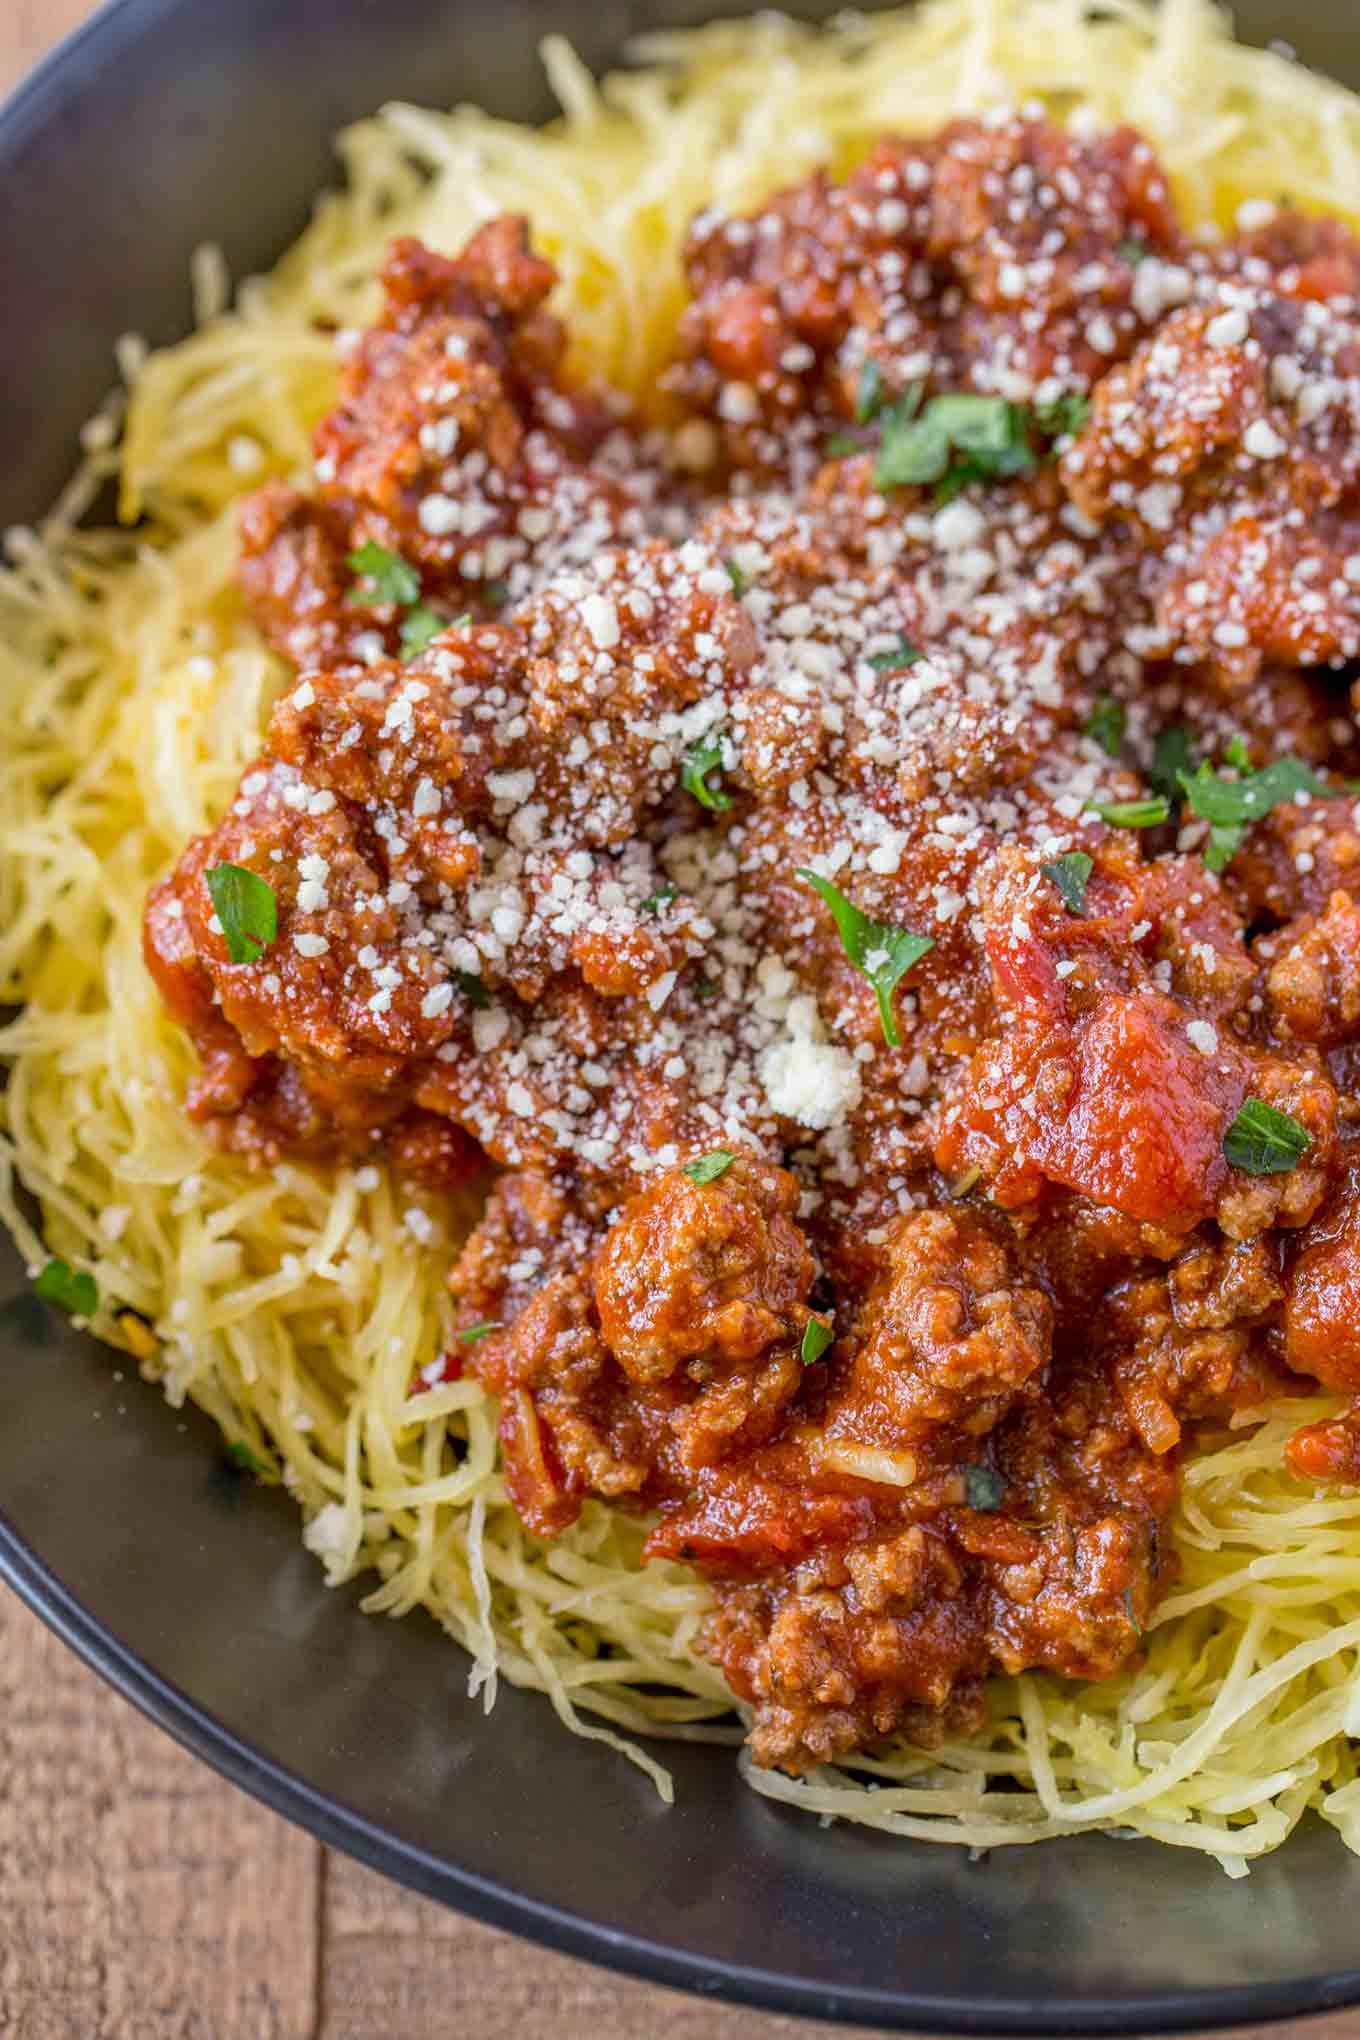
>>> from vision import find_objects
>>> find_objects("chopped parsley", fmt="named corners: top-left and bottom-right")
top-left (1033, 392), bottom-right (1092, 439)
top-left (693, 973), bottom-right (719, 1000)
top-left (1041, 851), bottom-right (1093, 916)
top-left (801, 1317), bottom-right (834, 1366)
top-left (399, 604), bottom-right (444, 658)
top-left (453, 969), bottom-right (491, 1009)
top-left (855, 358), bottom-right (884, 424)
top-left (457, 1321), bottom-right (500, 1343)
top-left (345, 542), bottom-right (445, 662)
top-left (482, 580), bottom-right (510, 609)
top-left (346, 541), bottom-right (420, 608)
top-left (1084, 796), bottom-right (1170, 830)
top-left (1223, 1097), bottom-right (1311, 1175)
top-left (870, 388), bottom-right (1088, 501)
top-left (641, 884), bottom-right (678, 915)
top-left (1149, 725), bottom-right (1196, 803)
top-left (227, 1441), bottom-right (269, 1476)
top-left (964, 1463), bottom-right (1005, 1511)
top-left (797, 867), bottom-right (934, 1048)
top-left (684, 1150), bottom-right (735, 1185)
top-left (724, 558), bottom-right (751, 598)
top-left (1117, 236), bottom-right (1148, 265)
top-left (824, 430), bottom-right (862, 458)
top-left (205, 862), bottom-right (277, 964)
top-left (1084, 694), bottom-right (1125, 759)
top-left (874, 389), bottom-right (1034, 497)
top-left (34, 1258), bottom-right (97, 1317)
top-left (1178, 752), bottom-right (1331, 874)
top-left (866, 635), bottom-right (923, 672)
top-left (681, 732), bottom-right (731, 812)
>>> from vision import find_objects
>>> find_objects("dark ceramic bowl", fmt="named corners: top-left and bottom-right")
top-left (5, 2), bottom-right (1360, 2030)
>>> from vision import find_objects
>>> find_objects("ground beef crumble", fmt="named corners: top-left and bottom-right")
top-left (146, 114), bottom-right (1360, 1773)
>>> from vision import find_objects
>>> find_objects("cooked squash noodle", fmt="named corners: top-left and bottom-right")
top-left (5, 0), bottom-right (1360, 1863)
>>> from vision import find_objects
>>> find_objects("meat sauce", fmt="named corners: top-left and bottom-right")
top-left (145, 119), bottom-right (1360, 1771)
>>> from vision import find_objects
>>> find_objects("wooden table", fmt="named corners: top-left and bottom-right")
top-left (3, 5), bottom-right (1360, 2034)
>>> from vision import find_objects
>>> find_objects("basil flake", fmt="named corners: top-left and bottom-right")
top-left (964, 1463), bottom-right (1005, 1511)
top-left (1178, 754), bottom-right (1331, 874)
top-left (1222, 1097), bottom-right (1311, 1175)
top-left (681, 732), bottom-right (731, 812)
top-left (1084, 694), bottom-right (1125, 759)
top-left (866, 635), bottom-right (923, 672)
top-left (875, 390), bottom-right (1034, 495)
top-left (856, 359), bottom-right (884, 424)
top-left (797, 867), bottom-right (934, 1048)
top-left (684, 1150), bottom-right (735, 1185)
top-left (399, 605), bottom-right (444, 659)
top-left (346, 542), bottom-right (420, 609)
top-left (1041, 851), bottom-right (1093, 916)
top-left (34, 1258), bottom-right (97, 1317)
top-left (1033, 392), bottom-right (1092, 439)
top-left (457, 1320), bottom-right (500, 1343)
top-left (801, 1317), bottom-right (834, 1366)
top-left (1084, 796), bottom-right (1170, 830)
top-left (453, 970), bottom-right (491, 1009)
top-left (1148, 725), bottom-right (1196, 802)
top-left (205, 863), bottom-right (277, 964)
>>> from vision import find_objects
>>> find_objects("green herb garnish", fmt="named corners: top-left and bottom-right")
top-left (1148, 726), bottom-right (1196, 803)
top-left (824, 431), bottom-right (862, 458)
top-left (1084, 694), bottom-right (1125, 759)
top-left (681, 732), bottom-right (731, 812)
top-left (964, 1464), bottom-right (1005, 1511)
top-left (801, 1317), bottom-right (834, 1366)
top-left (227, 1441), bottom-right (269, 1476)
top-left (1084, 797), bottom-right (1170, 830)
top-left (1041, 851), bottom-right (1093, 916)
top-left (724, 558), bottom-right (751, 598)
top-left (684, 1150), bottom-right (735, 1185)
top-left (34, 1258), bottom-right (97, 1317)
top-left (855, 358), bottom-right (884, 424)
top-left (457, 1321), bottom-right (501, 1343)
top-left (399, 605), bottom-right (444, 658)
top-left (482, 580), bottom-right (510, 609)
top-left (1117, 236), bottom-right (1148, 265)
top-left (1178, 754), bottom-right (1331, 874)
top-left (693, 974), bottom-right (719, 1000)
top-left (1033, 392), bottom-right (1092, 439)
top-left (641, 884), bottom-right (678, 915)
top-left (453, 970), bottom-right (491, 1009)
top-left (345, 543), bottom-right (444, 661)
top-left (1222, 1097), bottom-right (1311, 1175)
top-left (866, 635), bottom-right (923, 672)
top-left (797, 867), bottom-right (934, 1048)
top-left (874, 389), bottom-right (1033, 495)
top-left (346, 542), bottom-right (420, 608)
top-left (205, 863), bottom-right (278, 964)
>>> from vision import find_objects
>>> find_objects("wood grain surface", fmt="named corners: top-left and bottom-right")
top-left (3, 5), bottom-right (1360, 2036)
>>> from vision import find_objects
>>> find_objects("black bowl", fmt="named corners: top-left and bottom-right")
top-left (6, 2), bottom-right (1360, 2030)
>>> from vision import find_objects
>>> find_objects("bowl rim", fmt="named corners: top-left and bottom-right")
top-left (6, 3), bottom-right (1360, 2032)
top-left (7, 1504), bottom-right (1360, 2039)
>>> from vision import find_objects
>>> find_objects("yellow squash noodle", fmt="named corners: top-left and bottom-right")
top-left (5, 0), bottom-right (1360, 1870)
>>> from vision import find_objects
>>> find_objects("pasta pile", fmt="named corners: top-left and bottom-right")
top-left (6, 0), bottom-right (1360, 1868)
